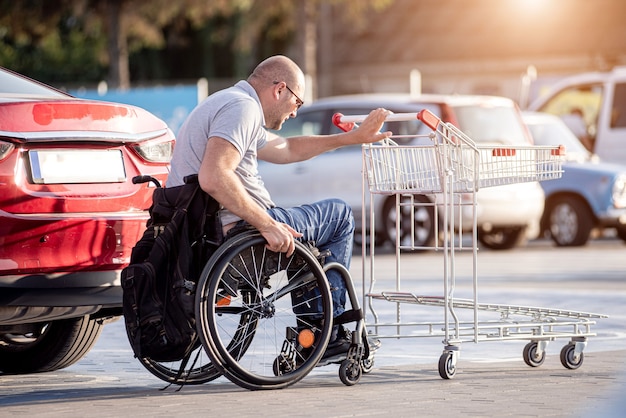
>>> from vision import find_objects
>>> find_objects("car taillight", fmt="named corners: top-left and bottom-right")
top-left (0, 140), bottom-right (14, 161)
top-left (132, 139), bottom-right (174, 163)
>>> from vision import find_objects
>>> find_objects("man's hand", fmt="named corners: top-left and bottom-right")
top-left (352, 108), bottom-right (393, 144)
top-left (258, 220), bottom-right (303, 257)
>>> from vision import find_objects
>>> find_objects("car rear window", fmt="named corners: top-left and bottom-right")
top-left (0, 68), bottom-right (69, 98)
top-left (454, 105), bottom-right (530, 145)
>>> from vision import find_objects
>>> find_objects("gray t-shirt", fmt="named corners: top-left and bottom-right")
top-left (166, 80), bottom-right (275, 225)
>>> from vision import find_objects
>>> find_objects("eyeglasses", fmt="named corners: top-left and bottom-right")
top-left (274, 81), bottom-right (304, 109)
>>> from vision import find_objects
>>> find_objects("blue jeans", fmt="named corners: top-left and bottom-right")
top-left (267, 198), bottom-right (354, 318)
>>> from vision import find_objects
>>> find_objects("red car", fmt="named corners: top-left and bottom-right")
top-left (0, 67), bottom-right (174, 373)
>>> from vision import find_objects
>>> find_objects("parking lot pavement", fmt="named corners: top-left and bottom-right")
top-left (2, 238), bottom-right (624, 416)
top-left (1, 349), bottom-right (625, 417)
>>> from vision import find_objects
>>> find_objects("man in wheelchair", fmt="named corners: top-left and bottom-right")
top-left (166, 55), bottom-right (390, 359)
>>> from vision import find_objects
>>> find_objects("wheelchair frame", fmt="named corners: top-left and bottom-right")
top-left (131, 181), bottom-right (375, 390)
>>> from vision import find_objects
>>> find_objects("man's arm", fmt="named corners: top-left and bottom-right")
top-left (198, 136), bottom-right (301, 255)
top-left (258, 108), bottom-right (391, 163)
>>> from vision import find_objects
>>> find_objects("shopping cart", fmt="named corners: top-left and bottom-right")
top-left (334, 109), bottom-right (608, 379)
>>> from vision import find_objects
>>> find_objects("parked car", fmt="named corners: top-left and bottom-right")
top-left (522, 111), bottom-right (626, 246)
top-left (259, 94), bottom-right (545, 250)
top-left (528, 66), bottom-right (626, 164)
top-left (0, 67), bottom-right (174, 373)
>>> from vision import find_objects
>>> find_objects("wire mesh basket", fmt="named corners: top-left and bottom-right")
top-left (363, 126), bottom-right (563, 194)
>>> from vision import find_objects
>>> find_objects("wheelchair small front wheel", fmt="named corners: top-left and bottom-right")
top-left (339, 359), bottom-right (362, 386)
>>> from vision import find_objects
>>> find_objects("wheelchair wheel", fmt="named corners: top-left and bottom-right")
top-left (138, 341), bottom-right (221, 385)
top-left (195, 231), bottom-right (333, 390)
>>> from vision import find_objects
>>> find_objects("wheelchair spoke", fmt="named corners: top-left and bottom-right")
top-left (195, 232), bottom-right (333, 390)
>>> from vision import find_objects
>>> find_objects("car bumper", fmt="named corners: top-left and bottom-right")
top-left (596, 207), bottom-right (626, 228)
top-left (0, 210), bottom-right (148, 282)
top-left (471, 183), bottom-right (545, 227)
top-left (0, 284), bottom-right (122, 324)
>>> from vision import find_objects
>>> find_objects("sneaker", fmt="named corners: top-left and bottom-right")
top-left (322, 325), bottom-right (352, 360)
top-left (367, 335), bottom-right (382, 352)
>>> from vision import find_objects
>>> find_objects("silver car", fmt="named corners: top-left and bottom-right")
top-left (259, 94), bottom-right (545, 250)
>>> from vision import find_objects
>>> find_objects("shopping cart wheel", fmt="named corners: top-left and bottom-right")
top-left (438, 349), bottom-right (457, 379)
top-left (522, 341), bottom-right (546, 367)
top-left (560, 343), bottom-right (584, 370)
top-left (339, 359), bottom-right (362, 386)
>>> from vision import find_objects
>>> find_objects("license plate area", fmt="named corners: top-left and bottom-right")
top-left (29, 149), bottom-right (126, 184)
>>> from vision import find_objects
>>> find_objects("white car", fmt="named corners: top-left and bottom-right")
top-left (528, 66), bottom-right (626, 164)
top-left (259, 94), bottom-right (545, 250)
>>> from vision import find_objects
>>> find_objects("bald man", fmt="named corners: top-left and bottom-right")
top-left (167, 55), bottom-right (389, 356)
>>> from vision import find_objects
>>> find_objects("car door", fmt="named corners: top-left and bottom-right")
top-left (596, 81), bottom-right (626, 163)
top-left (257, 107), bottom-right (339, 209)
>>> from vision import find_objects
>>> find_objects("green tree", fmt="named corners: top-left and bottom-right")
top-left (0, 0), bottom-right (106, 82)
top-left (0, 0), bottom-right (393, 89)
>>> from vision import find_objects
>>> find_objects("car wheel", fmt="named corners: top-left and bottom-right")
top-left (478, 226), bottom-right (527, 250)
top-left (381, 195), bottom-right (435, 251)
top-left (0, 315), bottom-right (103, 374)
top-left (547, 196), bottom-right (593, 247)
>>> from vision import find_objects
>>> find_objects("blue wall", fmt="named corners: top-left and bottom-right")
top-left (71, 85), bottom-right (199, 135)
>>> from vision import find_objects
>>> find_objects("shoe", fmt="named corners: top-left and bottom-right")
top-left (363, 335), bottom-right (381, 360)
top-left (322, 325), bottom-right (352, 360)
top-left (367, 335), bottom-right (382, 352)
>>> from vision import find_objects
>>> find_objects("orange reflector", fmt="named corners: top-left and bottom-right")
top-left (298, 329), bottom-right (315, 348)
top-left (492, 148), bottom-right (516, 157)
top-left (551, 144), bottom-right (566, 156)
top-left (217, 295), bottom-right (231, 306)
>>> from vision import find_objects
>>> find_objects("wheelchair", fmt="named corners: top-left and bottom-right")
top-left (131, 176), bottom-right (376, 390)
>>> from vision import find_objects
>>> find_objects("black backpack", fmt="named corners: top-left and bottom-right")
top-left (121, 175), bottom-right (222, 362)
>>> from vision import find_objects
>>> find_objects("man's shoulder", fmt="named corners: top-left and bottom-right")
top-left (200, 86), bottom-right (259, 115)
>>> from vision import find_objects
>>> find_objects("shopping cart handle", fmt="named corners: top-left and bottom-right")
top-left (333, 110), bottom-right (442, 132)
top-left (416, 109), bottom-right (441, 131)
top-left (332, 113), bottom-right (356, 132)
top-left (334, 111), bottom-right (426, 133)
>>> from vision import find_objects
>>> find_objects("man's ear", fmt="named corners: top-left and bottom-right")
top-left (271, 81), bottom-right (284, 101)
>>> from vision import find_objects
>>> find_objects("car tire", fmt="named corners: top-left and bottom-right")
top-left (547, 196), bottom-right (593, 247)
top-left (478, 226), bottom-right (527, 250)
top-left (0, 315), bottom-right (103, 374)
top-left (381, 195), bottom-right (435, 251)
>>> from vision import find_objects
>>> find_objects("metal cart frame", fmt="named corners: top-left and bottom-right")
top-left (334, 110), bottom-right (607, 379)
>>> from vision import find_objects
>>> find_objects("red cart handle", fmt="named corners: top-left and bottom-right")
top-left (332, 109), bottom-right (442, 132)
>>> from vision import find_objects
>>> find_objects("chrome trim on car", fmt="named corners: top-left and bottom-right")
top-left (0, 128), bottom-right (170, 143)
top-left (0, 210), bottom-right (149, 220)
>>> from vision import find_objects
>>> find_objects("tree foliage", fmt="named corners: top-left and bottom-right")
top-left (0, 0), bottom-right (393, 88)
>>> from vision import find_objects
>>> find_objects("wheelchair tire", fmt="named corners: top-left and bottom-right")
top-left (138, 342), bottom-right (221, 385)
top-left (195, 231), bottom-right (333, 390)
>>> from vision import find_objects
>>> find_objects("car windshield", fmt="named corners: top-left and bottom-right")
top-left (0, 68), bottom-right (69, 98)
top-left (525, 116), bottom-right (590, 161)
top-left (454, 105), bottom-right (529, 145)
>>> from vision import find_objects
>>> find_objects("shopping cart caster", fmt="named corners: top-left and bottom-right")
top-left (560, 338), bottom-right (586, 370)
top-left (339, 359), bottom-right (362, 385)
top-left (438, 346), bottom-right (459, 379)
top-left (523, 341), bottom-right (547, 367)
